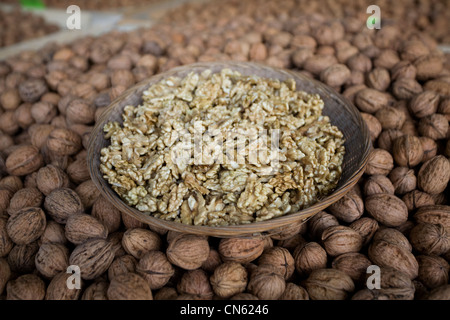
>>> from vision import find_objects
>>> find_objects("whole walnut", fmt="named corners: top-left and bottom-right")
top-left (365, 148), bottom-right (394, 175)
top-left (257, 247), bottom-right (294, 280)
top-left (6, 207), bottom-right (46, 245)
top-left (46, 128), bottom-right (82, 156)
top-left (366, 67), bottom-right (390, 92)
top-left (0, 175), bottom-right (23, 194)
top-left (177, 269), bottom-right (213, 300)
top-left (375, 106), bottom-right (406, 130)
top-left (409, 223), bottom-right (449, 255)
top-left (360, 113), bottom-right (382, 142)
top-left (74, 180), bottom-right (100, 209)
top-left (218, 237), bottom-right (265, 264)
top-left (66, 99), bottom-right (95, 125)
top-left (29, 124), bottom-right (54, 150)
top-left (201, 249), bottom-right (222, 274)
top-left (65, 213), bottom-right (108, 245)
top-left (392, 135), bottom-right (423, 167)
top-left (36, 164), bottom-right (70, 196)
top-left (277, 233), bottom-right (306, 252)
top-left (18, 78), bottom-right (48, 103)
top-left (388, 167), bottom-right (417, 195)
top-left (40, 220), bottom-right (67, 245)
top-left (108, 254), bottom-right (137, 280)
top-left (35, 242), bottom-right (69, 278)
top-left (31, 101), bottom-right (57, 124)
top-left (269, 220), bottom-right (306, 241)
top-left (44, 187), bottom-right (84, 224)
top-left (391, 60), bottom-right (417, 81)
top-left (210, 261), bottom-right (248, 298)
top-left (7, 187), bottom-right (43, 216)
top-left (247, 264), bottom-right (286, 300)
top-left (418, 114), bottom-right (449, 140)
top-left (372, 228), bottom-right (412, 252)
top-left (409, 91), bottom-right (440, 118)
top-left (414, 205), bottom-right (450, 231)
top-left (392, 78), bottom-right (423, 100)
top-left (91, 196), bottom-right (122, 233)
top-left (304, 268), bottom-right (355, 300)
top-left (363, 174), bottom-right (395, 196)
top-left (417, 155), bottom-right (450, 194)
top-left (307, 211), bottom-right (339, 240)
top-left (377, 129), bottom-right (404, 153)
top-left (137, 250), bottom-right (174, 290)
top-left (81, 281), bottom-right (109, 300)
top-left (0, 88), bottom-right (21, 111)
top-left (279, 283), bottom-right (309, 300)
top-left (328, 184), bottom-right (363, 223)
top-left (5, 145), bottom-right (43, 176)
top-left (414, 54), bottom-right (444, 81)
top-left (121, 211), bottom-right (145, 229)
top-left (7, 274), bottom-right (46, 300)
top-left (365, 193), bottom-right (408, 227)
top-left (349, 217), bottom-right (379, 246)
top-left (14, 103), bottom-right (34, 129)
top-left (331, 252), bottom-right (372, 283)
top-left (166, 234), bottom-right (209, 270)
top-left (154, 287), bottom-right (178, 300)
top-left (121, 228), bottom-right (161, 259)
top-left (8, 241), bottom-right (39, 273)
top-left (321, 225), bottom-right (363, 256)
top-left (320, 64), bottom-right (351, 87)
top-left (355, 89), bottom-right (392, 114)
top-left (368, 238), bottom-right (418, 279)
top-left (416, 255), bottom-right (449, 289)
top-left (69, 238), bottom-right (115, 280)
top-left (293, 242), bottom-right (327, 277)
top-left (402, 190), bottom-right (435, 213)
top-left (107, 273), bottom-right (152, 300)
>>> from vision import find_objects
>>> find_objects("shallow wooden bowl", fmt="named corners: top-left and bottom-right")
top-left (88, 61), bottom-right (372, 238)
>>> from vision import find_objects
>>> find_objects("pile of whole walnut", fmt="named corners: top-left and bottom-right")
top-left (0, 0), bottom-right (449, 300)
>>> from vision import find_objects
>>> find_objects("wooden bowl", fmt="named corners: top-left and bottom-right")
top-left (88, 62), bottom-right (372, 238)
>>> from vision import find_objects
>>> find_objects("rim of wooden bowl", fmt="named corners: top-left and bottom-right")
top-left (88, 61), bottom-right (372, 238)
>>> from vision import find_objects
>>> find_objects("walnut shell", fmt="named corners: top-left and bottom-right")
top-left (372, 228), bottom-right (412, 252)
top-left (69, 238), bottom-right (115, 280)
top-left (418, 114), bottom-right (449, 140)
top-left (365, 193), bottom-right (408, 227)
top-left (304, 268), bottom-right (355, 300)
top-left (121, 228), bottom-right (161, 259)
top-left (349, 217), bottom-right (379, 246)
top-left (402, 190), bottom-right (435, 213)
top-left (257, 247), bottom-right (294, 280)
top-left (355, 88), bottom-right (392, 114)
top-left (154, 287), bottom-right (178, 300)
top-left (5, 145), bottom-right (43, 176)
top-left (81, 281), bottom-right (109, 300)
top-left (7, 241), bottom-right (39, 273)
top-left (66, 99), bottom-right (95, 125)
top-left (91, 196), bottom-right (122, 233)
top-left (417, 255), bottom-right (449, 289)
top-left (331, 252), bottom-right (372, 283)
top-left (293, 242), bottom-right (327, 277)
top-left (321, 225), bottom-right (363, 256)
top-left (65, 213), bottom-right (108, 245)
top-left (426, 285), bottom-right (450, 300)
top-left (46, 128), bottom-right (82, 156)
top-left (328, 184), bottom-right (363, 223)
top-left (31, 101), bottom-right (57, 124)
top-left (177, 269), bottom-right (213, 300)
top-left (409, 90), bottom-right (440, 118)
top-left (368, 239), bottom-right (419, 279)
top-left (7, 274), bottom-right (46, 300)
top-left (39, 220), bottom-right (67, 245)
top-left (36, 164), bottom-right (70, 196)
top-left (201, 249), bottom-right (222, 274)
top-left (6, 207), bottom-right (46, 245)
top-left (247, 264), bottom-right (286, 300)
top-left (35, 242), bottom-right (69, 278)
top-left (167, 234), bottom-right (209, 270)
top-left (388, 167), bottom-right (417, 195)
top-left (210, 261), bottom-right (248, 298)
top-left (218, 237), bottom-right (265, 264)
top-left (7, 187), bottom-right (43, 216)
top-left (74, 180), bottom-right (100, 210)
top-left (419, 137), bottom-right (438, 163)
top-left (392, 135), bottom-right (424, 167)
top-left (136, 250), bottom-right (174, 290)
top-left (409, 223), bottom-right (450, 255)
top-left (18, 78), bottom-right (48, 103)
top-left (414, 205), bottom-right (450, 231)
top-left (363, 174), bottom-right (395, 196)
top-left (44, 187), bottom-right (84, 224)
top-left (375, 106), bottom-right (406, 130)
top-left (360, 112), bottom-right (382, 142)
top-left (307, 211), bottom-right (339, 240)
top-left (108, 254), bottom-right (137, 280)
top-left (230, 293), bottom-right (259, 300)
top-left (279, 282), bottom-right (309, 300)
top-left (365, 148), bottom-right (394, 175)
top-left (392, 78), bottom-right (423, 100)
top-left (45, 272), bottom-right (82, 300)
top-left (320, 64), bottom-right (351, 87)
top-left (417, 156), bottom-right (450, 195)
top-left (377, 129), bottom-right (404, 153)
top-left (269, 220), bottom-right (306, 241)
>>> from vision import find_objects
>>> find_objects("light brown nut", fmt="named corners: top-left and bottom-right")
top-left (257, 246), bottom-right (294, 280)
top-left (35, 242), bottom-right (69, 278)
top-left (414, 205), bottom-right (450, 231)
top-left (417, 156), bottom-right (450, 195)
top-left (44, 187), bottom-right (84, 224)
top-left (328, 185), bottom-right (363, 223)
top-left (372, 228), bottom-right (412, 252)
top-left (167, 234), bottom-right (209, 270)
top-left (307, 211), bottom-right (339, 240)
top-left (426, 285), bottom-right (450, 300)
top-left (247, 264), bottom-right (286, 300)
top-left (7, 274), bottom-right (46, 300)
top-left (388, 167), bottom-right (416, 195)
top-left (349, 217), bottom-right (379, 246)
top-left (363, 175), bottom-right (395, 196)
top-left (304, 268), bottom-right (355, 300)
top-left (201, 249), bottom-right (222, 274)
top-left (177, 269), bottom-right (213, 300)
top-left (69, 238), bottom-right (115, 280)
top-left (108, 254), bottom-right (137, 281)
top-left (154, 287), bottom-right (178, 300)
top-left (331, 252), bottom-right (372, 283)
top-left (65, 213), bottom-right (108, 245)
top-left (7, 187), bottom-right (43, 216)
top-left (74, 180), bottom-right (101, 210)
top-left (107, 273), bottom-right (152, 300)
top-left (6, 207), bottom-right (46, 245)
top-left (46, 128), bottom-right (82, 156)
top-left (81, 281), bottom-right (109, 300)
top-left (136, 250), bottom-right (174, 290)
top-left (279, 282), bottom-right (309, 300)
top-left (392, 135), bottom-right (423, 167)
top-left (121, 228), bottom-right (161, 259)
top-left (409, 90), bottom-right (440, 118)
top-left (46, 272), bottom-right (82, 300)
top-left (409, 223), bottom-right (450, 255)
top-left (40, 220), bottom-right (67, 245)
top-left (210, 261), bottom-right (248, 298)
top-left (321, 225), bottom-right (363, 256)
top-left (365, 193), bottom-right (408, 227)
top-left (91, 196), bottom-right (122, 233)
top-left (418, 114), bottom-right (449, 140)
top-left (293, 242), bottom-right (327, 277)
top-left (402, 190), bottom-right (435, 213)
top-left (355, 88), bottom-right (392, 114)
top-left (416, 255), bottom-right (449, 289)
top-left (5, 145), bottom-right (43, 176)
top-left (365, 148), bottom-right (394, 176)
top-left (218, 237), bottom-right (265, 264)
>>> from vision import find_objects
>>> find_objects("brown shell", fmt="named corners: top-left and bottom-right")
top-left (91, 196), bottom-right (122, 233)
top-left (349, 217), bottom-right (379, 246)
top-left (365, 193), bottom-right (408, 227)
top-left (409, 223), bottom-right (450, 255)
top-left (7, 241), bottom-right (39, 273)
top-left (108, 254), bottom-right (137, 280)
top-left (121, 228), bottom-right (162, 259)
top-left (81, 281), bottom-right (109, 300)
top-left (417, 156), bottom-right (450, 195)
top-left (279, 282), bottom-right (309, 300)
top-left (416, 255), bottom-right (449, 289)
top-left (210, 261), bottom-right (248, 298)
top-left (35, 242), bottom-right (69, 278)
top-left (7, 187), bottom-right (43, 216)
top-left (7, 274), bottom-right (46, 300)
top-left (35, 165), bottom-right (70, 196)
top-left (46, 128), bottom-right (82, 156)
top-left (0, 218), bottom-right (14, 257)
top-left (247, 264), bottom-right (286, 300)
top-left (64, 213), bottom-right (108, 245)
top-left (218, 237), bottom-right (265, 264)
top-left (5, 145), bottom-right (43, 176)
top-left (321, 225), bottom-right (363, 256)
top-left (44, 187), bottom-right (84, 224)
top-left (328, 184), bottom-right (364, 223)
top-left (166, 234), bottom-right (210, 270)
top-left (414, 205), bottom-right (450, 231)
top-left (307, 211), bottom-right (339, 240)
top-left (257, 246), bottom-right (294, 280)
top-left (304, 268), bottom-right (355, 300)
top-left (177, 269), bottom-right (213, 300)
top-left (293, 242), bottom-right (327, 277)
top-left (136, 250), bottom-right (174, 290)
top-left (6, 207), bottom-right (46, 245)
top-left (331, 252), bottom-right (372, 283)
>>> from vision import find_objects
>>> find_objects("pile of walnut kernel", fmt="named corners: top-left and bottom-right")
top-left (0, 0), bottom-right (449, 301)
top-left (100, 69), bottom-right (345, 226)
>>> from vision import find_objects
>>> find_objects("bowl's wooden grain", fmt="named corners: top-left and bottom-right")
top-left (88, 62), bottom-right (372, 238)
